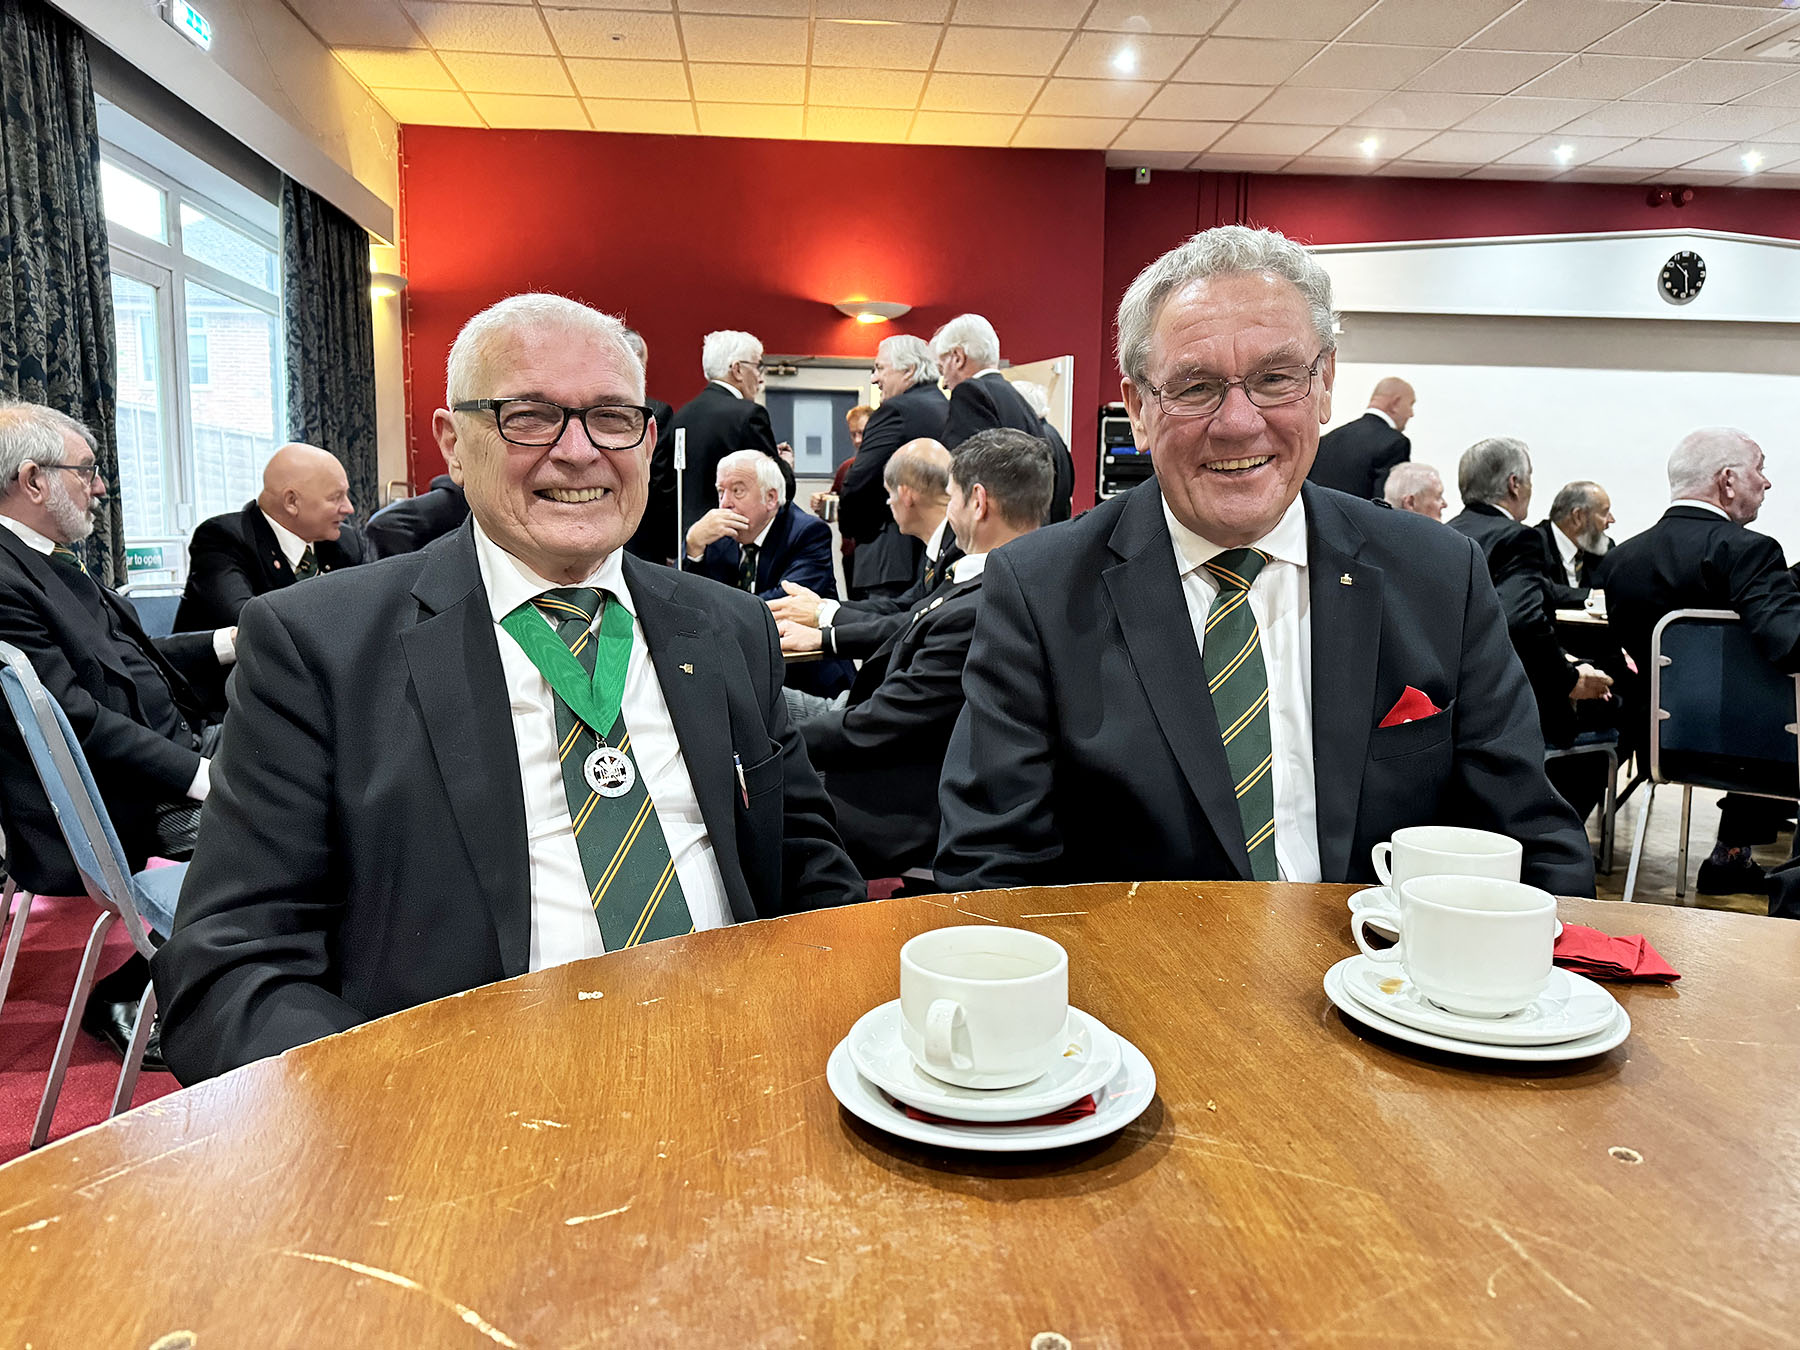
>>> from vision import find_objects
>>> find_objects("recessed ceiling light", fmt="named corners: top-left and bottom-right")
top-left (1358, 135), bottom-right (1380, 156)
top-left (1553, 143), bottom-right (1575, 164)
top-left (1112, 46), bottom-right (1138, 75)
top-left (1743, 149), bottom-right (1765, 172)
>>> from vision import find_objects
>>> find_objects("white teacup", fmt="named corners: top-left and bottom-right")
top-left (1352, 875), bottom-right (1557, 1019)
top-left (898, 926), bottom-right (1068, 1089)
top-left (1372, 825), bottom-right (1522, 897)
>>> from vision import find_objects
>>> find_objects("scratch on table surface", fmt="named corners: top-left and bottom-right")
top-left (1164, 1131), bottom-right (1383, 1204)
top-left (577, 990), bottom-right (604, 1001)
top-left (771, 1072), bottom-right (825, 1097)
top-left (401, 1037), bottom-right (452, 1060)
top-left (638, 997), bottom-right (663, 1006)
top-left (1019, 912), bottom-right (1088, 919)
top-left (73, 1134), bottom-right (216, 1199)
top-left (1127, 881), bottom-right (1141, 897)
top-left (1486, 1267), bottom-right (1502, 1299)
top-left (1289, 1258), bottom-right (1483, 1348)
top-left (956, 906), bottom-right (1000, 922)
top-left (1487, 1222), bottom-right (1593, 1311)
top-left (912, 897), bottom-right (951, 909)
top-left (10, 1216), bottom-right (58, 1234)
top-left (517, 1118), bottom-right (565, 1131)
top-left (564, 1204), bottom-right (632, 1226)
top-left (281, 1250), bottom-right (521, 1348)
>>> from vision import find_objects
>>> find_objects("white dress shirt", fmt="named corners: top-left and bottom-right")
top-left (1670, 498), bottom-right (1730, 520)
top-left (711, 379), bottom-right (743, 399)
top-left (1551, 522), bottom-right (1582, 588)
top-left (1365, 406), bottom-right (1397, 430)
top-left (472, 520), bottom-right (730, 970)
top-left (951, 550), bottom-right (987, 585)
top-left (260, 509), bottom-right (308, 570)
top-left (1162, 493), bottom-right (1322, 883)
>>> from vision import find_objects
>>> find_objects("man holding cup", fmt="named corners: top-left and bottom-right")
top-left (935, 225), bottom-right (1592, 896)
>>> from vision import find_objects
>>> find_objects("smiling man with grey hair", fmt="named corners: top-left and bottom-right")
top-left (936, 225), bottom-right (1592, 896)
top-left (838, 333), bottom-right (949, 599)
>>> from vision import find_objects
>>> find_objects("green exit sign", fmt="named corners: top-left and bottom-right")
top-left (170, 2), bottom-right (212, 50)
top-left (126, 545), bottom-right (170, 572)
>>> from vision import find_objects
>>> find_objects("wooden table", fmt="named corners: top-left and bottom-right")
top-left (2, 884), bottom-right (1796, 1348)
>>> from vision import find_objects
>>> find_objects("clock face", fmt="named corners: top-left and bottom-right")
top-left (1660, 250), bottom-right (1706, 303)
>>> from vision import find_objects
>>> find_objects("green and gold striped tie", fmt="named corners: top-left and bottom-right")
top-left (1202, 547), bottom-right (1278, 882)
top-left (48, 543), bottom-right (88, 575)
top-left (294, 546), bottom-right (319, 580)
top-left (527, 587), bottom-right (693, 949)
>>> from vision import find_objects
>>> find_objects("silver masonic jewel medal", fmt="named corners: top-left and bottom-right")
top-left (584, 744), bottom-right (636, 798)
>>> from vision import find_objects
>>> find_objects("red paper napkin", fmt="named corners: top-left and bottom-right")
top-left (1554, 922), bottom-right (1680, 982)
top-left (891, 1093), bottom-right (1099, 1127)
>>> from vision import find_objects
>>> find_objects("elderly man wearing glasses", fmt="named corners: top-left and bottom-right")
top-left (153, 293), bottom-right (862, 1083)
top-left (935, 226), bottom-right (1593, 897)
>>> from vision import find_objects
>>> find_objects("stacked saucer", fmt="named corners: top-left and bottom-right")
top-left (1323, 954), bottom-right (1630, 1063)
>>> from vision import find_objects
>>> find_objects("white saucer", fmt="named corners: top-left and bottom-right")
top-left (846, 1001), bottom-right (1121, 1122)
top-left (1347, 887), bottom-right (1562, 940)
top-left (827, 1035), bottom-right (1156, 1152)
top-left (1336, 953), bottom-right (1620, 1046)
top-left (1323, 957), bottom-right (1630, 1063)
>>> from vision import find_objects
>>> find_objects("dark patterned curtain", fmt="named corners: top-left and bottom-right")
top-left (281, 175), bottom-right (376, 516)
top-left (0, 0), bottom-right (123, 582)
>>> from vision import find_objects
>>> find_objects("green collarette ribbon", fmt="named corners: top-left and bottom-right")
top-left (500, 592), bottom-right (635, 735)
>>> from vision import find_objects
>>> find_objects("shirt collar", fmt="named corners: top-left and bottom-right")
top-left (749, 508), bottom-right (778, 550)
top-left (0, 514), bottom-right (56, 555)
top-left (951, 551), bottom-right (988, 584)
top-left (971, 367), bottom-right (1003, 380)
top-left (1670, 498), bottom-right (1729, 520)
top-left (710, 379), bottom-right (743, 400)
top-left (925, 515), bottom-right (949, 561)
top-left (1553, 521), bottom-right (1580, 564)
top-left (260, 509), bottom-right (309, 569)
top-left (1365, 407), bottom-right (1397, 430)
top-left (1162, 489), bottom-right (1309, 580)
top-left (472, 515), bottom-right (634, 624)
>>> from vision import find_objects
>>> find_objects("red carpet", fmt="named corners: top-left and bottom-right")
top-left (0, 891), bottom-right (179, 1162)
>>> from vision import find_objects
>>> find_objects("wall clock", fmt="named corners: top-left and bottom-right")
top-left (1660, 250), bottom-right (1705, 304)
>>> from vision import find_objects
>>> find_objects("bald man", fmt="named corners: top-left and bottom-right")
top-left (1309, 376), bottom-right (1415, 500)
top-left (174, 443), bottom-right (365, 631)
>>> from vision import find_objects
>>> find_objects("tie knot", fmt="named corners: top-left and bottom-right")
top-left (1205, 547), bottom-right (1269, 592)
top-left (532, 586), bottom-right (604, 625)
top-left (49, 543), bottom-right (88, 575)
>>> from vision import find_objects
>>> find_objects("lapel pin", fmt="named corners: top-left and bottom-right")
top-left (1340, 573), bottom-right (1353, 586)
top-left (680, 662), bottom-right (694, 674)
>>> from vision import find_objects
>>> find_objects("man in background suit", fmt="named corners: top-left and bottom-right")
top-left (621, 327), bottom-right (678, 563)
top-left (936, 227), bottom-right (1591, 896)
top-left (931, 313), bottom-right (1075, 522)
top-left (1596, 428), bottom-right (1799, 900)
top-left (0, 400), bottom-right (234, 1066)
top-left (1382, 461), bottom-right (1445, 520)
top-left (153, 294), bottom-right (862, 1082)
top-left (1014, 379), bottom-right (1076, 523)
top-left (365, 473), bottom-right (469, 558)
top-left (685, 450), bottom-right (835, 602)
top-left (838, 334), bottom-right (947, 600)
top-left (174, 443), bottom-right (364, 631)
top-left (656, 330), bottom-right (779, 557)
top-left (1533, 480), bottom-right (1614, 610)
top-left (1308, 377), bottom-right (1414, 500)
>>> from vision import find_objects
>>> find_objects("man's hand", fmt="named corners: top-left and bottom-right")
top-left (777, 619), bottom-right (823, 654)
top-left (768, 579), bottom-right (822, 627)
top-left (776, 441), bottom-right (795, 465)
top-left (1570, 664), bottom-right (1613, 702)
top-left (808, 488), bottom-right (832, 515)
top-left (685, 508), bottom-right (748, 559)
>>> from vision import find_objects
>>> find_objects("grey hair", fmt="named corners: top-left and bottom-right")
top-left (621, 327), bottom-right (648, 362)
top-left (1548, 480), bottom-right (1605, 524)
top-left (716, 448), bottom-right (786, 503)
top-left (950, 427), bottom-right (1055, 528)
top-left (1458, 436), bottom-right (1532, 506)
top-left (702, 330), bottom-right (762, 381)
top-left (1382, 460), bottom-right (1442, 507)
top-left (1011, 379), bottom-right (1050, 418)
top-left (445, 293), bottom-right (642, 404)
top-left (1117, 224), bottom-right (1338, 385)
top-left (883, 439), bottom-right (951, 497)
top-left (1668, 427), bottom-right (1758, 497)
top-left (0, 400), bottom-right (96, 490)
top-left (930, 314), bottom-right (1001, 370)
top-left (876, 334), bottom-right (938, 387)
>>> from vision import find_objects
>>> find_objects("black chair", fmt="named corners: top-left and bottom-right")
top-left (1622, 609), bottom-right (1800, 902)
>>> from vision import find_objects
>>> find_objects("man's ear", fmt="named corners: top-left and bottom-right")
top-left (1122, 378), bottom-right (1148, 447)
top-left (432, 409), bottom-right (466, 487)
top-left (1317, 350), bottom-right (1337, 426)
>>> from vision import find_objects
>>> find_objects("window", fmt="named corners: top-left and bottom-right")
top-left (186, 311), bottom-right (209, 386)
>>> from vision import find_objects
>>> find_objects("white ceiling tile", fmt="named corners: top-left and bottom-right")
top-left (543, 8), bottom-right (681, 59)
top-left (369, 88), bottom-right (484, 125)
top-left (1340, 0), bottom-right (1517, 47)
top-left (405, 2), bottom-right (554, 53)
top-left (1282, 156), bottom-right (1391, 175)
top-left (1173, 38), bottom-right (1323, 84)
top-left (1289, 42), bottom-right (1440, 90)
top-left (1084, 0), bottom-right (1232, 35)
top-left (1406, 49), bottom-right (1565, 95)
top-left (810, 20), bottom-right (942, 68)
top-left (542, 0), bottom-right (675, 8)
top-left (438, 52), bottom-right (573, 94)
top-left (805, 67), bottom-right (927, 109)
top-left (1193, 151), bottom-right (1305, 171)
top-left (1733, 71), bottom-right (1800, 107)
top-left (675, 0), bottom-right (805, 12)
top-left (908, 110), bottom-right (1024, 144)
top-left (1662, 103), bottom-right (1795, 139)
top-left (1358, 91), bottom-right (1495, 129)
top-left (1030, 78), bottom-right (1158, 118)
top-left (1561, 165), bottom-right (1659, 181)
top-left (1109, 119), bottom-right (1231, 153)
top-left (1247, 86), bottom-right (1380, 125)
top-left (694, 103), bottom-right (805, 139)
top-left (334, 49), bottom-right (454, 91)
top-left (1560, 100), bottom-right (1713, 136)
top-left (1492, 133), bottom-right (1636, 165)
top-left (1012, 115), bottom-right (1128, 148)
top-left (1455, 96), bottom-right (1602, 132)
top-left (294, 0), bottom-right (421, 48)
top-left (1466, 1), bottom-right (1654, 53)
top-left (1308, 125), bottom-right (1436, 157)
top-left (919, 73), bottom-right (1044, 114)
top-left (1679, 144), bottom-right (1783, 172)
top-left (1208, 123), bottom-right (1333, 155)
top-left (1212, 0), bottom-right (1377, 42)
top-left (1464, 164), bottom-right (1567, 179)
top-left (1670, 168), bottom-right (1756, 183)
top-left (950, 0), bottom-right (1088, 26)
top-left (465, 92), bottom-right (590, 128)
top-left (1401, 129), bottom-right (1538, 162)
top-left (1140, 83), bottom-right (1272, 120)
top-left (804, 107), bottom-right (917, 142)
top-left (678, 15), bottom-right (809, 64)
top-left (815, 0), bottom-right (949, 18)
top-left (1625, 60), bottom-right (1793, 105)
top-left (1057, 32), bottom-right (1198, 81)
top-left (1369, 160), bottom-right (1473, 176)
top-left (1104, 149), bottom-right (1205, 169)
top-left (1588, 4), bottom-right (1785, 57)
top-left (688, 63), bottom-right (807, 103)
top-left (583, 99), bottom-right (697, 135)
top-left (1759, 116), bottom-right (1800, 143)
top-left (1749, 170), bottom-right (1800, 187)
top-left (565, 58), bottom-right (689, 101)
top-left (1589, 137), bottom-right (1732, 167)
top-left (936, 26), bottom-right (1073, 76)
top-left (1515, 54), bottom-right (1686, 99)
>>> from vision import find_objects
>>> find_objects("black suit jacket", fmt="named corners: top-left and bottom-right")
top-left (804, 571), bottom-right (983, 876)
top-left (151, 522), bottom-right (863, 1081)
top-left (1308, 412), bottom-right (1411, 499)
top-left (690, 502), bottom-right (837, 602)
top-left (622, 397), bottom-right (677, 562)
top-left (935, 481), bottom-right (1592, 896)
top-left (842, 382), bottom-right (950, 594)
top-left (365, 475), bottom-right (470, 559)
top-left (825, 538), bottom-right (965, 661)
top-left (174, 501), bottom-right (367, 632)
top-left (656, 383), bottom-right (779, 542)
top-left (1531, 518), bottom-right (1606, 610)
top-left (944, 373), bottom-right (1074, 523)
top-left (0, 527), bottom-right (220, 893)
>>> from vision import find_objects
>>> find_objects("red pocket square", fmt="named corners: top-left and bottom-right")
top-left (1380, 686), bottom-right (1443, 729)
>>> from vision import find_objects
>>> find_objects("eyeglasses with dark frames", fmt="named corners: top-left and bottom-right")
top-left (41, 462), bottom-right (101, 484)
top-left (453, 399), bottom-right (653, 450)
top-left (1143, 350), bottom-right (1328, 419)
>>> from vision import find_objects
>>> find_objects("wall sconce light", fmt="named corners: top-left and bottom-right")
top-left (370, 271), bottom-right (408, 299)
top-left (833, 298), bottom-right (910, 325)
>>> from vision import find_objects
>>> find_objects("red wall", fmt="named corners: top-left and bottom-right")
top-left (398, 126), bottom-right (1107, 501)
